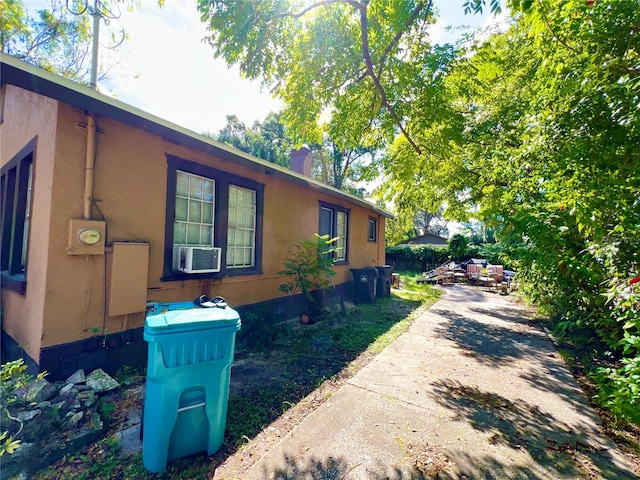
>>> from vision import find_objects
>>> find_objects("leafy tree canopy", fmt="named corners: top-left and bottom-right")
top-left (309, 138), bottom-right (373, 196)
top-left (197, 0), bottom-right (454, 152)
top-left (211, 111), bottom-right (372, 195)
top-left (198, 0), bottom-right (640, 422)
top-left (210, 112), bottom-right (294, 167)
top-left (414, 208), bottom-right (449, 237)
top-left (1, 0), bottom-right (154, 83)
top-left (1, 0), bottom-right (94, 81)
top-left (394, 0), bottom-right (640, 419)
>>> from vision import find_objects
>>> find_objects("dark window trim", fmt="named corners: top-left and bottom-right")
top-left (1, 137), bottom-right (36, 294)
top-left (0, 84), bottom-right (6, 125)
top-left (318, 200), bottom-right (350, 265)
top-left (162, 154), bottom-right (264, 280)
top-left (368, 216), bottom-right (378, 242)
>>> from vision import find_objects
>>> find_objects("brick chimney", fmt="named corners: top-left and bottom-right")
top-left (290, 147), bottom-right (313, 177)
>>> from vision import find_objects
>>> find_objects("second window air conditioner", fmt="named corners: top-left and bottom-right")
top-left (178, 246), bottom-right (221, 273)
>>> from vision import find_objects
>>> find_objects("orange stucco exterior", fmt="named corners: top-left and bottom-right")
top-left (1, 85), bottom-right (57, 362)
top-left (1, 57), bottom-right (389, 375)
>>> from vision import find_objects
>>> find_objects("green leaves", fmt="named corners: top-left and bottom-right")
top-left (198, 0), bottom-right (440, 150)
top-left (463, 0), bottom-right (503, 15)
top-left (0, 0), bottom-right (29, 52)
top-left (376, 3), bottom-right (640, 417)
top-left (1, 0), bottom-right (143, 83)
top-left (212, 112), bottom-right (294, 167)
top-left (278, 234), bottom-right (337, 313)
top-left (448, 0), bottom-right (640, 423)
top-left (593, 354), bottom-right (640, 425)
top-left (0, 431), bottom-right (21, 457)
top-left (1, 358), bottom-right (31, 457)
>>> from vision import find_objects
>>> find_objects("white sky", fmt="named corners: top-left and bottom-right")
top-left (100, 1), bottom-right (283, 134)
top-left (24, 1), bottom-right (504, 135)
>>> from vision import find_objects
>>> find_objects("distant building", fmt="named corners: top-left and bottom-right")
top-left (398, 233), bottom-right (448, 246)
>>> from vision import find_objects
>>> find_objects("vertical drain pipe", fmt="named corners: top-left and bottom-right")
top-left (83, 114), bottom-right (97, 220)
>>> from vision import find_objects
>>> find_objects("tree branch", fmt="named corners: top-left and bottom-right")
top-left (535, 0), bottom-right (581, 55)
top-left (375, 0), bottom-right (432, 79)
top-left (276, 0), bottom-right (365, 19)
top-left (23, 27), bottom-right (58, 58)
top-left (272, 0), bottom-right (426, 156)
top-left (359, 3), bottom-right (422, 155)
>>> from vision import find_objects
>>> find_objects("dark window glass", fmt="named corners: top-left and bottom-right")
top-left (1, 138), bottom-right (36, 294)
top-left (318, 201), bottom-right (349, 264)
top-left (319, 207), bottom-right (333, 237)
top-left (368, 217), bottom-right (377, 242)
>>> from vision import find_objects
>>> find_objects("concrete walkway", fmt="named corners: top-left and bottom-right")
top-left (238, 286), bottom-right (636, 479)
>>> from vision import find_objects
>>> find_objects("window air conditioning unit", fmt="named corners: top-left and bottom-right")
top-left (178, 247), bottom-right (221, 273)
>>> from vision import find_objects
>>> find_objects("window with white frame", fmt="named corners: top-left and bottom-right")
top-left (368, 217), bottom-right (377, 242)
top-left (227, 185), bottom-right (256, 268)
top-left (21, 162), bottom-right (33, 267)
top-left (164, 155), bottom-right (264, 278)
top-left (172, 171), bottom-right (215, 269)
top-left (319, 202), bottom-right (349, 263)
top-left (336, 211), bottom-right (347, 261)
top-left (319, 206), bottom-right (333, 240)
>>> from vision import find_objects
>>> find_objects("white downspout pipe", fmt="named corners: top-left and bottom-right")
top-left (83, 114), bottom-right (97, 220)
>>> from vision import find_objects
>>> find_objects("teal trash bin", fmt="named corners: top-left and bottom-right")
top-left (142, 299), bottom-right (241, 473)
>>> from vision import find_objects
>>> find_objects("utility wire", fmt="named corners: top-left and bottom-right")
top-left (98, 0), bottom-right (123, 20)
top-left (66, 0), bottom-right (127, 51)
top-left (66, 0), bottom-right (88, 16)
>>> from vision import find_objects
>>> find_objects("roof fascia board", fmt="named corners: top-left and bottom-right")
top-left (0, 54), bottom-right (393, 219)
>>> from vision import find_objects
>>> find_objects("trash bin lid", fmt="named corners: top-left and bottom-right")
top-left (145, 303), bottom-right (241, 335)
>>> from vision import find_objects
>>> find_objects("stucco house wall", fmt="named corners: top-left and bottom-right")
top-left (1, 85), bottom-right (58, 363)
top-left (1, 55), bottom-right (390, 379)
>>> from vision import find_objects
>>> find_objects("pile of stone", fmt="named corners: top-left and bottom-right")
top-left (2, 368), bottom-right (120, 480)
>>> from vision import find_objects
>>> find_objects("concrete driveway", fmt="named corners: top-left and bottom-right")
top-left (235, 286), bottom-right (637, 479)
